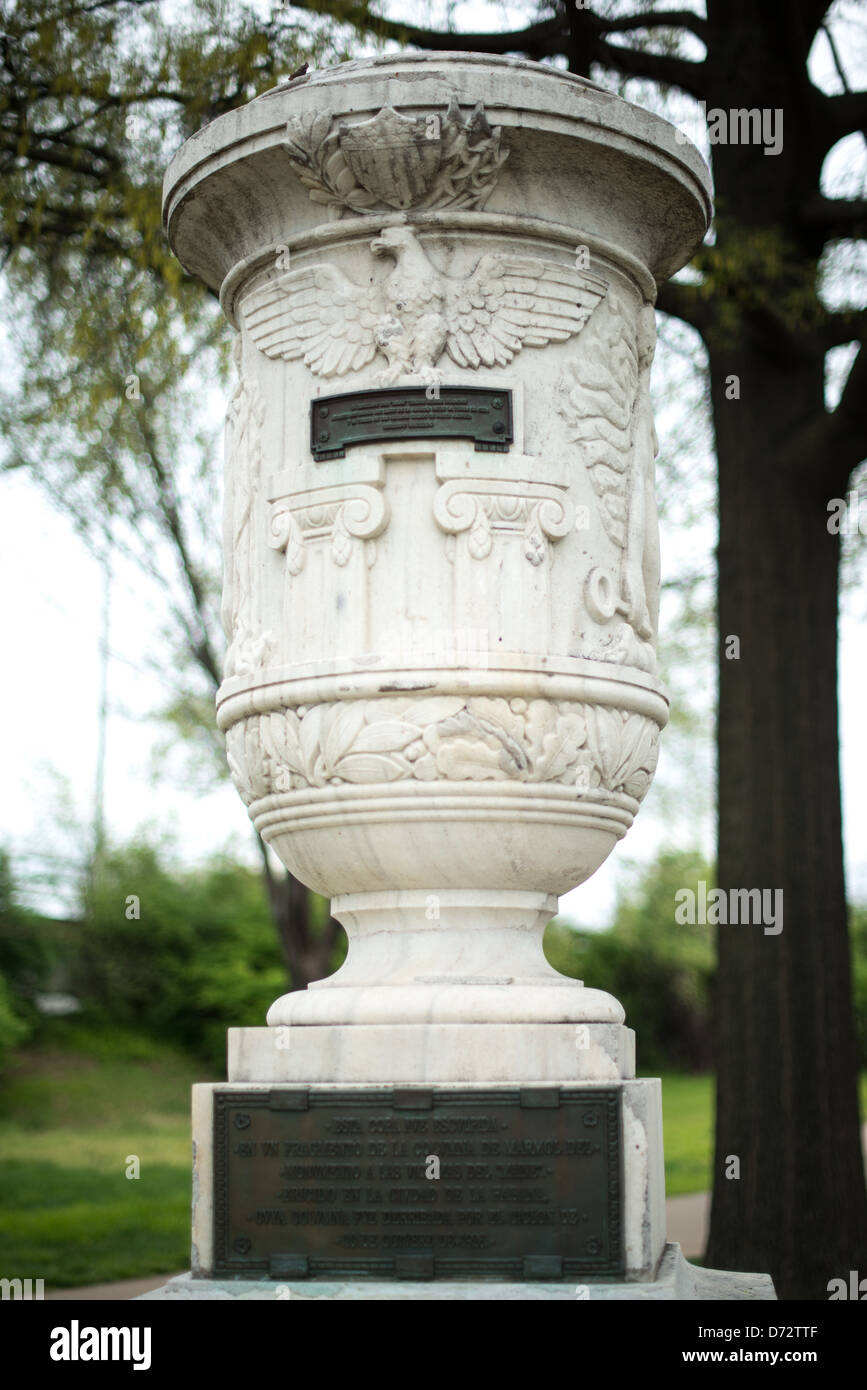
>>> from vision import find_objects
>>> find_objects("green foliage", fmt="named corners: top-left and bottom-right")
top-left (547, 847), bottom-right (867, 1072)
top-left (0, 849), bottom-right (54, 1064)
top-left (545, 848), bottom-right (716, 1071)
top-left (0, 1018), bottom-right (206, 1285)
top-left (0, 0), bottom-right (356, 724)
top-left (72, 839), bottom-right (287, 1067)
top-left (0, 976), bottom-right (30, 1064)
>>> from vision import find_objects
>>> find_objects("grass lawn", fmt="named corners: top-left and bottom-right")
top-left (652, 1072), bottom-right (716, 1198)
top-left (650, 1071), bottom-right (867, 1199)
top-left (1, 1024), bottom-right (864, 1288)
top-left (0, 1020), bottom-right (215, 1289)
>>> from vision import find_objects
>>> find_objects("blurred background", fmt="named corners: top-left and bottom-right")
top-left (1, 0), bottom-right (865, 1297)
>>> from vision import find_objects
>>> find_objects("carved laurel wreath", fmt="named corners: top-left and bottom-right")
top-left (282, 98), bottom-right (509, 218)
top-left (226, 696), bottom-right (660, 806)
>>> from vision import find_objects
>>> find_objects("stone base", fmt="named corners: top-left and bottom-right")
top-left (139, 1243), bottom-right (775, 1300)
top-left (228, 1023), bottom-right (636, 1084)
top-left (266, 892), bottom-right (626, 1028)
top-left (191, 1078), bottom-right (665, 1281)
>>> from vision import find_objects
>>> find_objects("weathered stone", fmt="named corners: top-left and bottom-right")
top-left (155, 52), bottom-right (773, 1299)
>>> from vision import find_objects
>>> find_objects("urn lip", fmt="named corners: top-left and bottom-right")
top-left (254, 51), bottom-right (613, 101)
top-left (162, 52), bottom-right (712, 296)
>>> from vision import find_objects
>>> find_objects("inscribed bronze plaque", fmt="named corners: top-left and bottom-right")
top-left (213, 1086), bottom-right (623, 1281)
top-left (310, 386), bottom-right (513, 460)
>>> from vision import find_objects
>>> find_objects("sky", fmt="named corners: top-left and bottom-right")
top-left (1, 1), bottom-right (866, 929)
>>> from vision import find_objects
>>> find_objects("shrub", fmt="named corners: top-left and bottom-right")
top-left (72, 841), bottom-right (287, 1069)
top-left (545, 848), bottom-right (715, 1071)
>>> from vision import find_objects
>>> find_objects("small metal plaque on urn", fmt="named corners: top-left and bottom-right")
top-left (311, 386), bottom-right (513, 460)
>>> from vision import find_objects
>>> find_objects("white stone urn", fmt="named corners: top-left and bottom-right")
top-left (164, 54), bottom-right (710, 1044)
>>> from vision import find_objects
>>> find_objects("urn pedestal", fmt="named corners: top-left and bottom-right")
top-left (147, 53), bottom-right (774, 1300)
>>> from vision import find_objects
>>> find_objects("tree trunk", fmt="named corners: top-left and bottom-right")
top-left (256, 834), bottom-right (343, 991)
top-left (705, 344), bottom-right (867, 1298)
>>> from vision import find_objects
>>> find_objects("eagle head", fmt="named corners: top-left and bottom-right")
top-left (370, 227), bottom-right (415, 259)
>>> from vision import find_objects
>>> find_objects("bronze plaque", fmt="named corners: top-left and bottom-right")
top-left (213, 1087), bottom-right (623, 1281)
top-left (310, 386), bottom-right (513, 460)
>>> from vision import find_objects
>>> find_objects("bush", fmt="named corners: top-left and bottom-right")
top-left (545, 848), bottom-right (716, 1071)
top-left (0, 848), bottom-right (55, 1065)
top-left (0, 973), bottom-right (30, 1061)
top-left (72, 840), bottom-right (287, 1069)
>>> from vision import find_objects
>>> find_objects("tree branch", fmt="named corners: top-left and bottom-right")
top-left (813, 308), bottom-right (867, 351)
top-left (777, 340), bottom-right (867, 486)
top-left (135, 414), bottom-right (222, 688)
top-left (0, 133), bottom-right (119, 180)
top-left (824, 89), bottom-right (867, 144)
top-left (656, 278), bottom-right (711, 336)
top-left (277, 3), bottom-right (563, 59)
top-left (11, 0), bottom-right (155, 36)
top-left (600, 9), bottom-right (707, 42)
top-left (591, 37), bottom-right (706, 99)
top-left (801, 193), bottom-right (867, 242)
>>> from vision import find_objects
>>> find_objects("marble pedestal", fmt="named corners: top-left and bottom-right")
top-left (141, 1244), bottom-right (775, 1301)
top-left (153, 52), bottom-right (775, 1301)
top-left (148, 1035), bottom-right (774, 1299)
top-left (190, 1076), bottom-right (662, 1283)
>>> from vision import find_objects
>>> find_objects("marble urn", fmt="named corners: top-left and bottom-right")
top-left (163, 52), bottom-right (711, 1054)
top-left (156, 50), bottom-right (783, 1300)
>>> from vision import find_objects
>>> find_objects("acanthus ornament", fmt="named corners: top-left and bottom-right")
top-left (225, 696), bottom-right (660, 806)
top-left (282, 99), bottom-right (509, 218)
top-left (222, 346), bottom-right (274, 679)
top-left (556, 292), bottom-right (660, 672)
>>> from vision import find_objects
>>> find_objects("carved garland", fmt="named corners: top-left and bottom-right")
top-left (226, 696), bottom-right (660, 807)
top-left (282, 99), bottom-right (509, 218)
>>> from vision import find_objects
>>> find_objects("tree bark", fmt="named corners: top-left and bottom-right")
top-left (383, 0), bottom-right (867, 1295)
top-left (704, 343), bottom-right (866, 1298)
top-left (696, 0), bottom-right (867, 1298)
top-left (256, 832), bottom-right (343, 990)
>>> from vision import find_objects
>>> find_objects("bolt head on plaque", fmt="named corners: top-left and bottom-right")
top-left (162, 54), bottom-right (711, 1031)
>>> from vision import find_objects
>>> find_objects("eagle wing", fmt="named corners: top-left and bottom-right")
top-left (242, 264), bottom-right (383, 377)
top-left (444, 256), bottom-right (607, 370)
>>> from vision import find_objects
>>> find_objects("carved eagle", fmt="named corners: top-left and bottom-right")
top-left (241, 226), bottom-right (607, 384)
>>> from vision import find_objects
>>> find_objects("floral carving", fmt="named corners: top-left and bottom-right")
top-left (225, 696), bottom-right (660, 806)
top-left (282, 99), bottom-right (509, 219)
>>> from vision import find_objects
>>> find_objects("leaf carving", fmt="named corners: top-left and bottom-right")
top-left (226, 699), bottom-right (660, 803)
